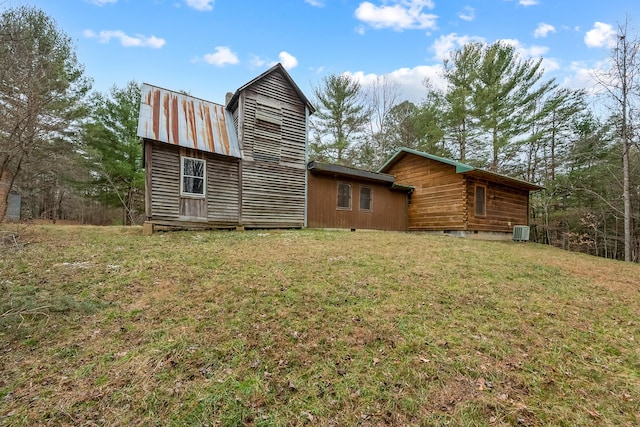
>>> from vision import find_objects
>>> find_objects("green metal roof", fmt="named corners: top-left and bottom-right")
top-left (378, 147), bottom-right (475, 173)
top-left (378, 147), bottom-right (543, 191)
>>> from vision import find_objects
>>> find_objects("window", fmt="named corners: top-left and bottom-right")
top-left (359, 186), bottom-right (372, 211)
top-left (475, 184), bottom-right (486, 217)
top-left (254, 100), bottom-right (282, 163)
top-left (337, 183), bottom-right (351, 210)
top-left (181, 156), bottom-right (206, 197)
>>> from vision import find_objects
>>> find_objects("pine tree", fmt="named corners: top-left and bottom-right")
top-left (309, 74), bottom-right (369, 165)
top-left (0, 6), bottom-right (90, 221)
top-left (83, 82), bottom-right (144, 225)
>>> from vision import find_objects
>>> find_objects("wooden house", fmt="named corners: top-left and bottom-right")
top-left (137, 63), bottom-right (314, 232)
top-left (307, 161), bottom-right (412, 231)
top-left (226, 65), bottom-right (314, 228)
top-left (379, 148), bottom-right (542, 237)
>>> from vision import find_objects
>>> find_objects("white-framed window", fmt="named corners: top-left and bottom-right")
top-left (181, 156), bottom-right (206, 197)
top-left (359, 186), bottom-right (372, 211)
top-left (337, 182), bottom-right (351, 210)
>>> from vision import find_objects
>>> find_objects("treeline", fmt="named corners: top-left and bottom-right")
top-left (0, 6), bottom-right (144, 225)
top-left (310, 30), bottom-right (640, 262)
top-left (1, 6), bottom-right (638, 261)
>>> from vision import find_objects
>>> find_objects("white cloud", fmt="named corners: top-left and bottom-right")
top-left (458, 6), bottom-right (475, 22)
top-left (275, 52), bottom-right (299, 70)
top-left (499, 38), bottom-right (549, 58)
top-left (534, 22), bottom-right (556, 38)
top-left (83, 29), bottom-right (165, 48)
top-left (355, 0), bottom-right (437, 31)
top-left (519, 0), bottom-right (538, 5)
top-left (85, 0), bottom-right (117, 5)
top-left (305, 0), bottom-right (325, 7)
top-left (185, 0), bottom-right (214, 11)
top-left (249, 55), bottom-right (267, 68)
top-left (431, 33), bottom-right (485, 61)
top-left (203, 46), bottom-right (239, 66)
top-left (346, 64), bottom-right (445, 104)
top-left (249, 52), bottom-right (298, 70)
top-left (561, 60), bottom-right (608, 95)
top-left (585, 22), bottom-right (616, 48)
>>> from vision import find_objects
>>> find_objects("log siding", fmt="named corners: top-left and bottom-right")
top-left (386, 154), bottom-right (466, 231)
top-left (381, 150), bottom-right (539, 234)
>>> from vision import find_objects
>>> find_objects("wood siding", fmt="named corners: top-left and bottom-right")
top-left (387, 154), bottom-right (466, 231)
top-left (241, 161), bottom-right (305, 227)
top-left (237, 68), bottom-right (307, 228)
top-left (148, 141), bottom-right (180, 219)
top-left (307, 173), bottom-right (408, 231)
top-left (465, 177), bottom-right (529, 232)
top-left (145, 140), bottom-right (239, 226)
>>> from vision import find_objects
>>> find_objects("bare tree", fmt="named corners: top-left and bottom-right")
top-left (362, 75), bottom-right (402, 168)
top-left (595, 18), bottom-right (640, 262)
top-left (0, 6), bottom-right (90, 222)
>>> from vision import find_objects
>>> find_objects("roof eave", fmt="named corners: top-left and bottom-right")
top-left (378, 147), bottom-right (542, 191)
top-left (308, 160), bottom-right (395, 184)
top-left (226, 63), bottom-right (315, 114)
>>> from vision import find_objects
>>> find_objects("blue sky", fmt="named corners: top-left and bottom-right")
top-left (7, 0), bottom-right (639, 105)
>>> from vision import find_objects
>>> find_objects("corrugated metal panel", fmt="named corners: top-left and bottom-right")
top-left (137, 83), bottom-right (241, 158)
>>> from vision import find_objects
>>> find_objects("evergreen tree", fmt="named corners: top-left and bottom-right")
top-left (309, 74), bottom-right (369, 165)
top-left (83, 81), bottom-right (144, 225)
top-left (442, 43), bottom-right (482, 162)
top-left (472, 42), bottom-right (557, 172)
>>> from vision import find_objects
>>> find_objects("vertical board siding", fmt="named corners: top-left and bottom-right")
top-left (179, 197), bottom-right (207, 218)
top-left (239, 69), bottom-right (307, 227)
top-left (388, 154), bottom-right (466, 231)
top-left (307, 173), bottom-right (407, 231)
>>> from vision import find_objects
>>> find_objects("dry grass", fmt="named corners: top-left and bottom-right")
top-left (1, 225), bottom-right (639, 426)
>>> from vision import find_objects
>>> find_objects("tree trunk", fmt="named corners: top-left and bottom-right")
top-left (620, 31), bottom-right (632, 262)
top-left (0, 169), bottom-right (11, 223)
top-left (623, 140), bottom-right (631, 261)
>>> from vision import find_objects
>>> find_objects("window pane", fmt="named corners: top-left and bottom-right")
top-left (337, 183), bottom-right (351, 209)
top-left (360, 187), bottom-right (371, 210)
top-left (193, 160), bottom-right (204, 177)
top-left (192, 177), bottom-right (204, 194)
top-left (181, 157), bottom-right (206, 196)
top-left (475, 186), bottom-right (485, 216)
top-left (184, 158), bottom-right (204, 177)
top-left (183, 177), bottom-right (204, 194)
top-left (184, 159), bottom-right (194, 176)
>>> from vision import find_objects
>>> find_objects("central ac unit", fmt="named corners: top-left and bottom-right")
top-left (512, 225), bottom-right (530, 242)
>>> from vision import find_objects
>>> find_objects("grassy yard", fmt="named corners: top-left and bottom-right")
top-left (0, 225), bottom-right (639, 426)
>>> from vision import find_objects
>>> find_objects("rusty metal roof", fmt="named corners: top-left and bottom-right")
top-left (137, 83), bottom-right (241, 158)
